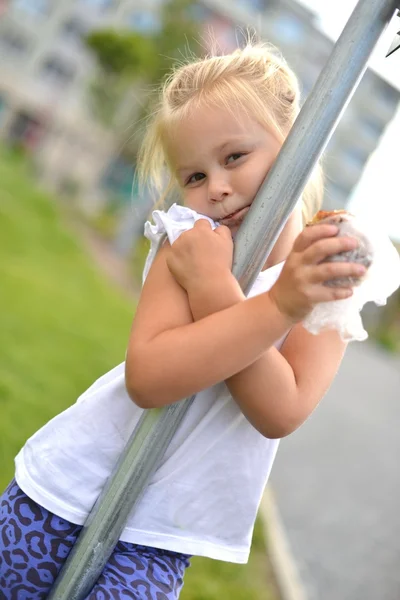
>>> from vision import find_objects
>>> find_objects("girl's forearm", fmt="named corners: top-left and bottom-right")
top-left (126, 282), bottom-right (292, 408)
top-left (224, 349), bottom-right (299, 438)
top-left (186, 274), bottom-right (246, 319)
top-left (186, 276), bottom-right (299, 438)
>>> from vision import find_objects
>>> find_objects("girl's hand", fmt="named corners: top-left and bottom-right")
top-left (269, 224), bottom-right (367, 323)
top-left (166, 220), bottom-right (234, 291)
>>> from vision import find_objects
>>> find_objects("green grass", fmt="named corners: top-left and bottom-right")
top-left (0, 148), bottom-right (277, 599)
top-left (0, 150), bottom-right (135, 484)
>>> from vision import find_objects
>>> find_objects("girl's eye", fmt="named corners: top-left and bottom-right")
top-left (226, 153), bottom-right (245, 164)
top-left (186, 172), bottom-right (205, 185)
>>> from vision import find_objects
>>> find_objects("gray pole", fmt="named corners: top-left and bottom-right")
top-left (48, 1), bottom-right (399, 598)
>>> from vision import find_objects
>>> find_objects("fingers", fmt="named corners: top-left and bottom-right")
top-left (193, 219), bottom-right (232, 240)
top-left (303, 235), bottom-right (359, 264)
top-left (293, 224), bottom-right (339, 253)
top-left (309, 260), bottom-right (367, 285)
top-left (193, 219), bottom-right (212, 229)
top-left (214, 224), bottom-right (233, 239)
top-left (307, 285), bottom-right (354, 304)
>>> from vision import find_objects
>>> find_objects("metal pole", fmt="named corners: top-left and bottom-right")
top-left (48, 1), bottom-right (398, 597)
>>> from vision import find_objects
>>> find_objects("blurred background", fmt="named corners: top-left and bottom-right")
top-left (0, 0), bottom-right (399, 598)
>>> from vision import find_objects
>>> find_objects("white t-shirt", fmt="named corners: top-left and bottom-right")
top-left (15, 204), bottom-right (287, 564)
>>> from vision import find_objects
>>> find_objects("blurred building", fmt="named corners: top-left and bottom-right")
top-left (0, 0), bottom-right (398, 212)
top-left (0, 0), bottom-right (134, 211)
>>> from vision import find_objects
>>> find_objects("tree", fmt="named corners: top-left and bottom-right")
top-left (85, 0), bottom-right (201, 133)
top-left (86, 30), bottom-right (156, 76)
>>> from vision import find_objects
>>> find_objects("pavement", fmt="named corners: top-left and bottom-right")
top-left (268, 341), bottom-right (400, 600)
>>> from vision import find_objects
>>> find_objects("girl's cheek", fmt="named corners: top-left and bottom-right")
top-left (184, 189), bottom-right (202, 211)
top-left (243, 164), bottom-right (265, 194)
top-left (182, 188), bottom-right (193, 206)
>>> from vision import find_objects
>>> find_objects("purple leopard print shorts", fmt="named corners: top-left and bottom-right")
top-left (0, 479), bottom-right (191, 599)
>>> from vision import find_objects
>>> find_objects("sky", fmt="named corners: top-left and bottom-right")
top-left (299, 0), bottom-right (400, 242)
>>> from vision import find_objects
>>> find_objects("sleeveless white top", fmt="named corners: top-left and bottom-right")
top-left (15, 204), bottom-right (287, 564)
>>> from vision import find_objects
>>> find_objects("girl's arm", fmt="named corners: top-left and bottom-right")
top-left (125, 244), bottom-right (291, 408)
top-left (186, 274), bottom-right (346, 438)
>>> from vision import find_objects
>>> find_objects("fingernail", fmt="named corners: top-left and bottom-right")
top-left (356, 265), bottom-right (366, 274)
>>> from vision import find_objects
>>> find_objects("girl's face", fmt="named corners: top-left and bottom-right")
top-left (167, 102), bottom-right (282, 235)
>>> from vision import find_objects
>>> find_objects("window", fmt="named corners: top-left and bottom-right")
top-left (7, 111), bottom-right (44, 150)
top-left (103, 157), bottom-right (135, 201)
top-left (273, 14), bottom-right (305, 45)
top-left (78, 0), bottom-right (113, 10)
top-left (379, 82), bottom-right (399, 105)
top-left (187, 3), bottom-right (212, 22)
top-left (236, 0), bottom-right (267, 12)
top-left (0, 29), bottom-right (29, 57)
top-left (359, 115), bottom-right (383, 140)
top-left (325, 180), bottom-right (350, 208)
top-left (40, 55), bottom-right (76, 86)
top-left (202, 16), bottom-right (238, 53)
top-left (137, 0), bottom-right (169, 6)
top-left (13, 0), bottom-right (49, 18)
top-left (342, 146), bottom-right (367, 171)
top-left (61, 17), bottom-right (88, 43)
top-left (128, 11), bottom-right (161, 35)
top-left (300, 79), bottom-right (312, 99)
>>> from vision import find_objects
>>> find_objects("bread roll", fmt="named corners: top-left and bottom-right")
top-left (307, 210), bottom-right (373, 287)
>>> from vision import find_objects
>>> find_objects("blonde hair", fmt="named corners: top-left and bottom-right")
top-left (138, 42), bottom-right (323, 223)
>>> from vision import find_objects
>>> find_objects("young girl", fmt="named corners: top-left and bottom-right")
top-left (0, 43), bottom-right (366, 599)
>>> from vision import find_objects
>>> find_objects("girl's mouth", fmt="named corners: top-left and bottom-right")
top-left (219, 205), bottom-right (251, 226)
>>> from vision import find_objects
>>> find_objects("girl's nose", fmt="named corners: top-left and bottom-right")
top-left (208, 176), bottom-right (232, 203)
